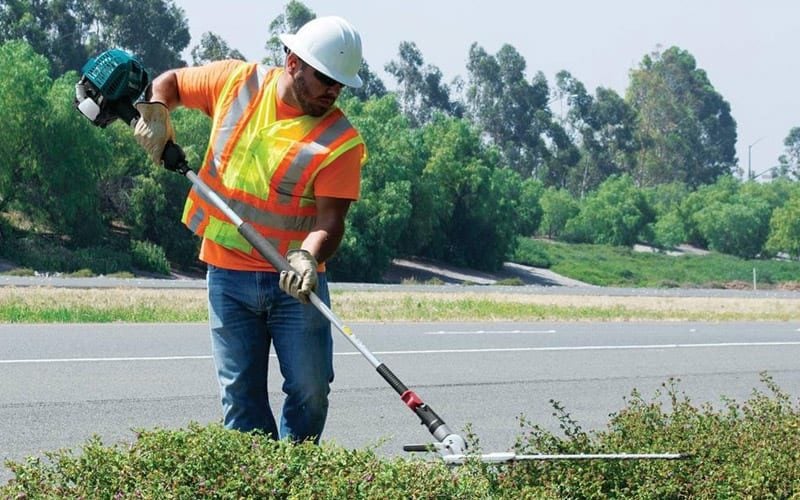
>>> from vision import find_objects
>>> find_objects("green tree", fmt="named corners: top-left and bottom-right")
top-left (642, 182), bottom-right (689, 248)
top-left (417, 116), bottom-right (522, 270)
top-left (774, 127), bottom-right (800, 180)
top-left (694, 198), bottom-right (771, 259)
top-left (0, 0), bottom-right (89, 76)
top-left (262, 0), bottom-right (316, 66)
top-left (465, 43), bottom-right (574, 181)
top-left (0, 0), bottom-right (190, 76)
top-left (627, 46), bottom-right (737, 187)
top-left (0, 41), bottom-right (109, 244)
top-left (512, 174), bottom-right (545, 237)
top-left (342, 59), bottom-right (387, 102)
top-left (539, 187), bottom-right (579, 239)
top-left (190, 32), bottom-right (245, 66)
top-left (643, 181), bottom-right (690, 217)
top-left (765, 192), bottom-right (800, 259)
top-left (37, 72), bottom-right (107, 243)
top-left (122, 107), bottom-right (210, 268)
top-left (0, 41), bottom-right (50, 216)
top-left (679, 175), bottom-right (740, 247)
top-left (385, 41), bottom-right (463, 127)
top-left (328, 95), bottom-right (416, 281)
top-left (556, 71), bottom-right (637, 195)
top-left (90, 0), bottom-right (190, 74)
top-left (650, 211), bottom-right (687, 249)
top-left (564, 175), bottom-right (654, 246)
top-left (739, 178), bottom-right (796, 212)
top-left (685, 176), bottom-right (774, 258)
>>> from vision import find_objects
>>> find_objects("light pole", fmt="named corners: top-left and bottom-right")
top-left (747, 137), bottom-right (765, 180)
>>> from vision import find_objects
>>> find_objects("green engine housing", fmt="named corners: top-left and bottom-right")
top-left (80, 49), bottom-right (150, 103)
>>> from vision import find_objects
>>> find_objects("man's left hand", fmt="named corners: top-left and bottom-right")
top-left (134, 101), bottom-right (175, 165)
top-left (279, 249), bottom-right (318, 304)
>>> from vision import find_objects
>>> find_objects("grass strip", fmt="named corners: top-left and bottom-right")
top-left (0, 287), bottom-right (798, 323)
top-left (0, 288), bottom-right (208, 323)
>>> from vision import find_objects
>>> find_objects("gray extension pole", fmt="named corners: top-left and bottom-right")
top-left (184, 170), bottom-right (382, 367)
top-left (182, 169), bottom-right (468, 457)
top-left (185, 167), bottom-right (686, 464)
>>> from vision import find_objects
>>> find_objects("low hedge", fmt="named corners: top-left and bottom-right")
top-left (3, 374), bottom-right (799, 498)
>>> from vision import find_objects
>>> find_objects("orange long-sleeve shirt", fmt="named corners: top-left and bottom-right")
top-left (176, 60), bottom-right (363, 271)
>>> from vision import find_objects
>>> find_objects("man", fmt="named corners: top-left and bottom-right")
top-left (133, 16), bottom-right (367, 443)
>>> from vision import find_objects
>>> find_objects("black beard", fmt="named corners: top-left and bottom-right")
top-left (292, 75), bottom-right (330, 117)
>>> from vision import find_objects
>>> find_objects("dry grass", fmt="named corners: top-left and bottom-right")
top-left (0, 287), bottom-right (798, 322)
top-left (0, 287), bottom-right (206, 312)
top-left (333, 291), bottom-right (800, 322)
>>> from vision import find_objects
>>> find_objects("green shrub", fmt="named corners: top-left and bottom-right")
top-left (0, 233), bottom-right (132, 275)
top-left (563, 175), bottom-right (655, 246)
top-left (4, 375), bottom-right (800, 498)
top-left (649, 210), bottom-right (687, 248)
top-left (72, 246), bottom-right (131, 275)
top-left (2, 424), bottom-right (490, 499)
top-left (130, 240), bottom-right (171, 275)
top-left (1, 267), bottom-right (35, 276)
top-left (694, 200), bottom-right (771, 259)
top-left (513, 237), bottom-right (553, 268)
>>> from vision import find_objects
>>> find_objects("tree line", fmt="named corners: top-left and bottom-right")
top-left (1, 1), bottom-right (799, 280)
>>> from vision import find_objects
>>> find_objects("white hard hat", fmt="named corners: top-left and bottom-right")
top-left (279, 16), bottom-right (363, 88)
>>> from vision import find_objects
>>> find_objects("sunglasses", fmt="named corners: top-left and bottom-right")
top-left (313, 69), bottom-right (341, 88)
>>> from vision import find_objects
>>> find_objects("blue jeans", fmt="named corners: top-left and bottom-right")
top-left (207, 265), bottom-right (333, 443)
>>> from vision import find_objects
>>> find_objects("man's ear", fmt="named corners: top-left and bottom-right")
top-left (285, 52), bottom-right (300, 74)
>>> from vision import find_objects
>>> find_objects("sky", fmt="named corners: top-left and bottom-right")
top-left (173, 0), bottom-right (799, 179)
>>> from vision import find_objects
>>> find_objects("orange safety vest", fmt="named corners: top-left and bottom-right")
top-left (181, 63), bottom-right (366, 259)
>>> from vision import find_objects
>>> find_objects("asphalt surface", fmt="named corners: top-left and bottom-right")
top-left (3, 320), bottom-right (800, 484)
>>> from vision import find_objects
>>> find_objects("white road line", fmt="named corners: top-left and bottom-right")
top-left (0, 355), bottom-right (212, 364)
top-left (3, 341), bottom-right (800, 364)
top-left (351, 341), bottom-right (800, 356)
top-left (425, 330), bottom-right (557, 335)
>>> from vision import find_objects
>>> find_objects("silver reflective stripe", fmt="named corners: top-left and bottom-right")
top-left (276, 114), bottom-right (354, 203)
top-left (256, 64), bottom-right (268, 86)
top-left (207, 156), bottom-right (218, 176)
top-left (191, 185), bottom-right (316, 233)
top-left (187, 204), bottom-right (206, 233)
top-left (275, 142), bottom-right (326, 203)
top-left (208, 65), bottom-right (267, 177)
top-left (227, 198), bottom-right (316, 232)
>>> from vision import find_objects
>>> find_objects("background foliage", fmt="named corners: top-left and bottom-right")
top-left (1, 1), bottom-right (799, 281)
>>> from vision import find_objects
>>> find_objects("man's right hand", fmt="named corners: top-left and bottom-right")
top-left (279, 249), bottom-right (319, 304)
top-left (134, 102), bottom-right (175, 165)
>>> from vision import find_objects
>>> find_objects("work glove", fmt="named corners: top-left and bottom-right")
top-left (134, 101), bottom-right (175, 165)
top-left (279, 249), bottom-right (318, 304)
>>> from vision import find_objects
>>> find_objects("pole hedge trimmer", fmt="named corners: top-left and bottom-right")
top-left (74, 49), bottom-right (686, 464)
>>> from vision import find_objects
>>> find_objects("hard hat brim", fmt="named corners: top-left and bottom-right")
top-left (280, 33), bottom-right (363, 89)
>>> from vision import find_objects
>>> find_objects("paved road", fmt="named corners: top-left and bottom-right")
top-left (2, 320), bottom-right (800, 484)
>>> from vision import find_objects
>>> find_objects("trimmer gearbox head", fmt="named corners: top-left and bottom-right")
top-left (75, 48), bottom-right (150, 127)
